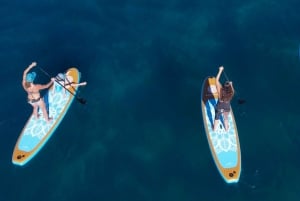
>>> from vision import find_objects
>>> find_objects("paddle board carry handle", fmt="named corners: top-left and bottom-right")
top-left (38, 67), bottom-right (87, 105)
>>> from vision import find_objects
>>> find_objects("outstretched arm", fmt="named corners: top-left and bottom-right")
top-left (37, 78), bottom-right (55, 90)
top-left (22, 62), bottom-right (37, 89)
top-left (71, 81), bottom-right (87, 87)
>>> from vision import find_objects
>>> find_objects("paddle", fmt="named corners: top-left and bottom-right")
top-left (38, 67), bottom-right (87, 105)
top-left (223, 70), bottom-right (246, 105)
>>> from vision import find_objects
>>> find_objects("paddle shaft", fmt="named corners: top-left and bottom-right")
top-left (38, 67), bottom-right (86, 104)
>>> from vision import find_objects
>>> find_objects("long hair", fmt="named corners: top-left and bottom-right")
top-left (220, 81), bottom-right (234, 102)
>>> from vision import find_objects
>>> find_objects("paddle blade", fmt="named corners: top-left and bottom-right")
top-left (77, 98), bottom-right (87, 105)
top-left (237, 98), bottom-right (246, 105)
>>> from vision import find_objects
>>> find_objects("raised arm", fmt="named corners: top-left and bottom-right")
top-left (215, 66), bottom-right (224, 97)
top-left (216, 66), bottom-right (224, 83)
top-left (22, 62), bottom-right (37, 89)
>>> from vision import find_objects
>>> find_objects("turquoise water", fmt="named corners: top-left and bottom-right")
top-left (1, 0), bottom-right (300, 200)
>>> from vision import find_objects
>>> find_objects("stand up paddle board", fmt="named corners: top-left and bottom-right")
top-left (201, 76), bottom-right (241, 183)
top-left (12, 67), bottom-right (81, 166)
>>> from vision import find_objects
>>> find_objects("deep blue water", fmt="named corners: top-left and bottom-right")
top-left (1, 0), bottom-right (300, 200)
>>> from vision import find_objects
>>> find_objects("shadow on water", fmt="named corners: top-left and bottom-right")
top-left (279, 118), bottom-right (300, 168)
top-left (224, 165), bottom-right (283, 200)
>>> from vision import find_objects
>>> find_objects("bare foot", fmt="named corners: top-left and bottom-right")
top-left (34, 114), bottom-right (41, 119)
top-left (46, 117), bottom-right (53, 123)
top-left (212, 122), bottom-right (219, 131)
top-left (225, 125), bottom-right (229, 132)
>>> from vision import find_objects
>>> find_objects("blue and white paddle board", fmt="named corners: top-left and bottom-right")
top-left (12, 68), bottom-right (81, 166)
top-left (201, 76), bottom-right (241, 183)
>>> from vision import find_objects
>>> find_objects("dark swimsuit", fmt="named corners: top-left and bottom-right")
top-left (215, 87), bottom-right (232, 120)
top-left (214, 100), bottom-right (231, 120)
top-left (27, 90), bottom-right (41, 104)
top-left (28, 97), bottom-right (41, 104)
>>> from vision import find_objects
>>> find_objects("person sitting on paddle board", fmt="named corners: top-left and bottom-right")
top-left (54, 73), bottom-right (87, 95)
top-left (22, 62), bottom-right (55, 123)
top-left (213, 66), bottom-right (235, 131)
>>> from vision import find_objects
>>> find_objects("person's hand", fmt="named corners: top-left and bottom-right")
top-left (51, 77), bottom-right (56, 82)
top-left (30, 62), bottom-right (37, 68)
top-left (219, 66), bottom-right (224, 71)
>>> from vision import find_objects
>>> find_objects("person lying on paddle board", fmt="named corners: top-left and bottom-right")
top-left (54, 73), bottom-right (87, 95)
top-left (213, 66), bottom-right (235, 131)
top-left (22, 62), bottom-right (55, 123)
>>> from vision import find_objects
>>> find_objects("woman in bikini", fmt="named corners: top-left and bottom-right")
top-left (22, 62), bottom-right (55, 123)
top-left (213, 66), bottom-right (235, 131)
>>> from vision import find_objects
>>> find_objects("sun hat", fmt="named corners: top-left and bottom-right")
top-left (26, 72), bottom-right (36, 83)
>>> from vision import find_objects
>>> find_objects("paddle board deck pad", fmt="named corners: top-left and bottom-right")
top-left (12, 68), bottom-right (81, 166)
top-left (201, 77), bottom-right (241, 183)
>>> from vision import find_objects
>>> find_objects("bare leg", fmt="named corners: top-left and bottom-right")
top-left (213, 119), bottom-right (219, 131)
top-left (224, 112), bottom-right (229, 131)
top-left (71, 82), bottom-right (87, 87)
top-left (32, 105), bottom-right (39, 119)
top-left (78, 81), bottom-right (87, 86)
top-left (39, 99), bottom-right (52, 123)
